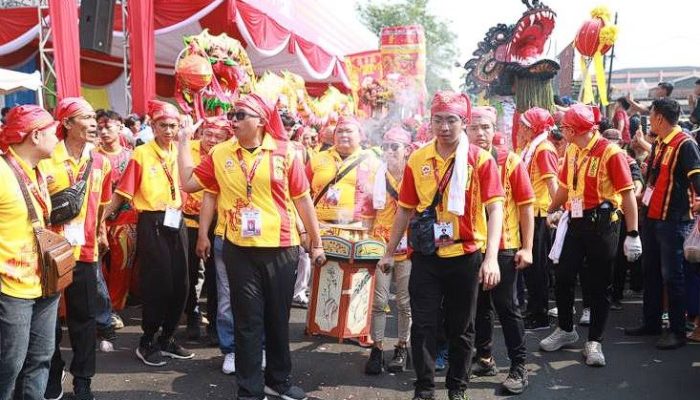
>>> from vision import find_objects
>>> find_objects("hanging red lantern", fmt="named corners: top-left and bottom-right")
top-left (575, 17), bottom-right (612, 57)
top-left (573, 7), bottom-right (618, 106)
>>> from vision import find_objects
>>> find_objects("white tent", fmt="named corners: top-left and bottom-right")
top-left (0, 68), bottom-right (43, 107)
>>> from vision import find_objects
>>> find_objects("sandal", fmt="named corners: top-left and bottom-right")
top-left (687, 330), bottom-right (700, 342)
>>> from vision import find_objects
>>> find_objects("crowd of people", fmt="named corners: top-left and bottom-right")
top-left (1, 78), bottom-right (700, 400)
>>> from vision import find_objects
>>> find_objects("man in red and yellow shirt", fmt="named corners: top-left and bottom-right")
top-left (308, 116), bottom-right (380, 225)
top-left (517, 107), bottom-right (559, 330)
top-left (40, 97), bottom-right (112, 399)
top-left (182, 116), bottom-right (232, 341)
top-left (364, 126), bottom-right (413, 376)
top-left (540, 104), bottom-right (639, 367)
top-left (0, 105), bottom-right (60, 400)
top-left (378, 91), bottom-right (504, 400)
top-left (179, 94), bottom-right (325, 400)
top-left (106, 100), bottom-right (194, 367)
top-left (467, 106), bottom-right (534, 394)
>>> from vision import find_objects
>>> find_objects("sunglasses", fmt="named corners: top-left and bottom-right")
top-left (381, 143), bottom-right (403, 152)
top-left (232, 111), bottom-right (259, 121)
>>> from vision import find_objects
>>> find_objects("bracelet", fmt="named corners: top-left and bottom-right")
top-left (299, 231), bottom-right (308, 235)
top-left (312, 245), bottom-right (324, 249)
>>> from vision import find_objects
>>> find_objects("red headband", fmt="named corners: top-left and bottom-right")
top-left (431, 91), bottom-right (472, 122)
top-left (383, 126), bottom-right (412, 145)
top-left (148, 100), bottom-right (180, 122)
top-left (561, 104), bottom-right (601, 136)
top-left (471, 106), bottom-right (497, 124)
top-left (520, 107), bottom-right (555, 135)
top-left (55, 97), bottom-right (93, 140)
top-left (0, 105), bottom-right (57, 150)
top-left (202, 116), bottom-right (233, 138)
top-left (235, 93), bottom-right (287, 141)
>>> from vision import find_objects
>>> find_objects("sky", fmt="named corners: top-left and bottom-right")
top-left (349, 0), bottom-right (699, 89)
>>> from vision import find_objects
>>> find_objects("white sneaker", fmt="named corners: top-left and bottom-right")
top-left (111, 313), bottom-right (125, 330)
top-left (262, 349), bottom-right (266, 370)
top-left (579, 308), bottom-right (591, 326)
top-left (582, 341), bottom-right (606, 366)
top-left (222, 353), bottom-right (235, 375)
top-left (540, 327), bottom-right (579, 352)
top-left (548, 306), bottom-right (576, 318)
top-left (98, 339), bottom-right (114, 353)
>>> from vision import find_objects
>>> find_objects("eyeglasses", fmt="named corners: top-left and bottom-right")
top-left (232, 111), bottom-right (260, 121)
top-left (431, 116), bottom-right (461, 126)
top-left (381, 143), bottom-right (403, 152)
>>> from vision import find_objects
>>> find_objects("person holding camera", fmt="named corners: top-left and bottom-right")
top-left (540, 104), bottom-right (640, 367)
top-left (377, 91), bottom-right (504, 400)
top-left (0, 105), bottom-right (60, 400)
top-left (105, 100), bottom-right (194, 368)
top-left (40, 97), bottom-right (113, 400)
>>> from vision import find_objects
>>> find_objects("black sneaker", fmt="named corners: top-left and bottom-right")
top-left (387, 345), bottom-right (408, 373)
top-left (44, 369), bottom-right (65, 400)
top-left (364, 347), bottom-right (384, 375)
top-left (471, 356), bottom-right (498, 377)
top-left (73, 377), bottom-right (95, 400)
top-left (136, 339), bottom-right (166, 367)
top-left (656, 331), bottom-right (687, 350)
top-left (502, 365), bottom-right (528, 394)
top-left (412, 391), bottom-right (434, 400)
top-left (524, 314), bottom-right (550, 331)
top-left (159, 337), bottom-right (195, 359)
top-left (186, 314), bottom-right (203, 340)
top-left (264, 385), bottom-right (308, 400)
top-left (447, 389), bottom-right (469, 400)
top-left (610, 300), bottom-right (623, 311)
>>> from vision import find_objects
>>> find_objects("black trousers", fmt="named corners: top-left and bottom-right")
top-left (409, 251), bottom-right (481, 397)
top-left (556, 217), bottom-right (620, 342)
top-left (475, 250), bottom-right (526, 366)
top-left (524, 217), bottom-right (552, 318)
top-left (48, 261), bottom-right (97, 386)
top-left (185, 227), bottom-right (217, 325)
top-left (136, 212), bottom-right (189, 342)
top-left (612, 215), bottom-right (643, 299)
top-left (223, 243), bottom-right (298, 400)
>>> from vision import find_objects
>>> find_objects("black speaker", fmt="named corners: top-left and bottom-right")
top-left (79, 0), bottom-right (115, 53)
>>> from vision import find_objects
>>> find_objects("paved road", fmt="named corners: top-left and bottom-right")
top-left (55, 297), bottom-right (700, 400)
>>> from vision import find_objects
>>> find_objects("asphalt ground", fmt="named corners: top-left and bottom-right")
top-left (52, 296), bottom-right (700, 400)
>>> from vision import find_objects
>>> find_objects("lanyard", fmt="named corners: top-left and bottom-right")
top-left (155, 150), bottom-right (177, 201)
top-left (64, 158), bottom-right (91, 186)
top-left (236, 148), bottom-right (265, 201)
top-left (647, 142), bottom-right (668, 187)
top-left (572, 139), bottom-right (603, 192)
top-left (6, 154), bottom-right (50, 222)
top-left (333, 153), bottom-right (358, 185)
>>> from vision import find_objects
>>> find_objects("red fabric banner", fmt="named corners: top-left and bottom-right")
top-left (48, 0), bottom-right (82, 99)
top-left (128, 0), bottom-right (156, 114)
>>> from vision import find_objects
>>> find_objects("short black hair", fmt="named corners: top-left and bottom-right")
top-left (598, 117), bottom-right (613, 132)
top-left (616, 97), bottom-right (630, 110)
top-left (96, 109), bottom-right (123, 123)
top-left (124, 114), bottom-right (141, 128)
top-left (657, 81), bottom-right (674, 96)
top-left (650, 98), bottom-right (681, 125)
top-left (1, 106), bottom-right (10, 117)
top-left (280, 111), bottom-right (296, 129)
top-left (695, 79), bottom-right (700, 86)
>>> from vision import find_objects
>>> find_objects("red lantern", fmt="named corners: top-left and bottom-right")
top-left (575, 18), bottom-right (612, 57)
top-left (175, 54), bottom-right (213, 92)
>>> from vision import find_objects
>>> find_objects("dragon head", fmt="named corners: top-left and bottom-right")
top-left (464, 0), bottom-right (559, 96)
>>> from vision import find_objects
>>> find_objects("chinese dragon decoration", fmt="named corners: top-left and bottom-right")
top-left (463, 0), bottom-right (559, 149)
top-left (175, 30), bottom-right (256, 119)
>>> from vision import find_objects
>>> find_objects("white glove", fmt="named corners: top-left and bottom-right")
top-left (623, 235), bottom-right (642, 262)
top-left (546, 210), bottom-right (562, 228)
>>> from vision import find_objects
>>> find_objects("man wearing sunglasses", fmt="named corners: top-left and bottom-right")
top-left (365, 126), bottom-right (413, 376)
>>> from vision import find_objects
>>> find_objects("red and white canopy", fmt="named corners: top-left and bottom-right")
top-left (0, 0), bottom-right (378, 99)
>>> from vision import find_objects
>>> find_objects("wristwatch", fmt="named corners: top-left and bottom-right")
top-left (626, 230), bottom-right (639, 237)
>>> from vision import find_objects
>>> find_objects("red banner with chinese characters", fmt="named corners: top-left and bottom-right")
top-left (346, 50), bottom-right (383, 118)
top-left (379, 25), bottom-right (427, 117)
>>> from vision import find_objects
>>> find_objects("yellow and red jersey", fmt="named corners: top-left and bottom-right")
top-left (40, 142), bottom-right (113, 263)
top-left (182, 140), bottom-right (209, 228)
top-left (0, 148), bottom-right (52, 299)
top-left (370, 171), bottom-right (409, 262)
top-left (525, 140), bottom-right (558, 217)
top-left (558, 132), bottom-right (633, 210)
top-left (99, 146), bottom-right (137, 226)
top-left (193, 133), bottom-right (309, 247)
top-left (116, 140), bottom-right (183, 212)
top-left (398, 140), bottom-right (505, 258)
top-left (307, 147), bottom-right (380, 223)
top-left (493, 147), bottom-right (535, 250)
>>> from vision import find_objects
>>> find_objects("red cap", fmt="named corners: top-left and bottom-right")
top-left (431, 91), bottom-right (472, 122)
top-left (1, 105), bottom-right (57, 150)
top-left (561, 104), bottom-right (601, 136)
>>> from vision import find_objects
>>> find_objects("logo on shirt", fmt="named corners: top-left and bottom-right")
top-left (225, 158), bottom-right (234, 169)
top-left (587, 157), bottom-right (600, 177)
top-left (149, 166), bottom-right (158, 176)
top-left (272, 155), bottom-right (286, 181)
top-left (420, 164), bottom-right (431, 177)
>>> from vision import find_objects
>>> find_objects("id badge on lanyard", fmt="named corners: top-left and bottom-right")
top-left (241, 207), bottom-right (262, 237)
top-left (434, 221), bottom-right (454, 247)
top-left (164, 207), bottom-right (182, 229)
top-left (64, 222), bottom-right (86, 246)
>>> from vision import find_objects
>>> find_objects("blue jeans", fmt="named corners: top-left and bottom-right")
top-left (642, 219), bottom-right (693, 335)
top-left (214, 236), bottom-right (235, 354)
top-left (95, 259), bottom-right (113, 330)
top-left (0, 293), bottom-right (59, 400)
